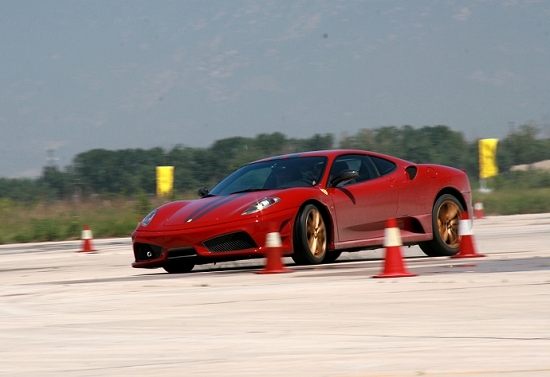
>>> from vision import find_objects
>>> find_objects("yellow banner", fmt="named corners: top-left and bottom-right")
top-left (479, 139), bottom-right (498, 179)
top-left (156, 166), bottom-right (174, 197)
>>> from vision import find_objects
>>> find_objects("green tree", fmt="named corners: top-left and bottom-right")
top-left (497, 123), bottom-right (550, 171)
top-left (297, 133), bottom-right (334, 151)
top-left (0, 177), bottom-right (41, 202)
top-left (254, 132), bottom-right (287, 156)
top-left (38, 166), bottom-right (73, 200)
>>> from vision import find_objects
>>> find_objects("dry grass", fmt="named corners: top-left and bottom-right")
top-left (0, 197), bottom-right (167, 244)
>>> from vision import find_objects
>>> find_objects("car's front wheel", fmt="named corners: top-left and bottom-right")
top-left (419, 194), bottom-right (464, 257)
top-left (163, 260), bottom-right (195, 273)
top-left (323, 251), bottom-right (342, 263)
top-left (292, 204), bottom-right (327, 265)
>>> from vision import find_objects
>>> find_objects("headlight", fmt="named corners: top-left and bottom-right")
top-left (241, 197), bottom-right (280, 215)
top-left (140, 209), bottom-right (158, 227)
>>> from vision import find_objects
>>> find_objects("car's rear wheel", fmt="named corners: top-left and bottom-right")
top-left (163, 260), bottom-right (195, 273)
top-left (292, 204), bottom-right (327, 265)
top-left (419, 194), bottom-right (464, 257)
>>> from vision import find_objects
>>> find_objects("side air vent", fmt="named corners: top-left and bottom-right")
top-left (406, 166), bottom-right (418, 180)
top-left (203, 232), bottom-right (258, 252)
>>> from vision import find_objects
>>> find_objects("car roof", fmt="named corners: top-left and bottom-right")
top-left (252, 149), bottom-right (412, 164)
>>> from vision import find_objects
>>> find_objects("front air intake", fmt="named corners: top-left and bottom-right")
top-left (135, 243), bottom-right (162, 261)
top-left (203, 232), bottom-right (258, 252)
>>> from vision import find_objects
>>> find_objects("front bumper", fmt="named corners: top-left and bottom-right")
top-left (131, 208), bottom-right (296, 269)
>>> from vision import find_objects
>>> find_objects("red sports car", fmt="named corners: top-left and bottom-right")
top-left (132, 149), bottom-right (472, 273)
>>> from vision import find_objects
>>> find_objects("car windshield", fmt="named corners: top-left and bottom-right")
top-left (208, 156), bottom-right (327, 196)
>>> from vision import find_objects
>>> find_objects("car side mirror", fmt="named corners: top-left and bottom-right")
top-left (197, 186), bottom-right (210, 198)
top-left (330, 170), bottom-right (359, 187)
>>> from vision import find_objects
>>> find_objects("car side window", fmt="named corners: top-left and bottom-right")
top-left (329, 159), bottom-right (350, 183)
top-left (369, 156), bottom-right (397, 176)
top-left (330, 155), bottom-right (377, 186)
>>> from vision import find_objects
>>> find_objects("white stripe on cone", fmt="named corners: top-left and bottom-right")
top-left (383, 226), bottom-right (402, 247)
top-left (458, 218), bottom-right (473, 236)
top-left (82, 229), bottom-right (93, 240)
top-left (265, 232), bottom-right (282, 248)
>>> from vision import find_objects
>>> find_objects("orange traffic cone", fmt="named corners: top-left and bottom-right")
top-left (474, 201), bottom-right (485, 219)
top-left (373, 218), bottom-right (416, 278)
top-left (79, 225), bottom-right (96, 252)
top-left (452, 211), bottom-right (485, 258)
top-left (256, 232), bottom-right (291, 274)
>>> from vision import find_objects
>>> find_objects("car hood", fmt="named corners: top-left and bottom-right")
top-left (163, 191), bottom-right (284, 227)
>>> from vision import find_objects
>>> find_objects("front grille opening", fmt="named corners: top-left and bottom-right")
top-left (135, 243), bottom-right (162, 261)
top-left (203, 232), bottom-right (257, 252)
top-left (168, 247), bottom-right (197, 260)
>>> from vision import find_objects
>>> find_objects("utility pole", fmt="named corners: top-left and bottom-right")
top-left (46, 148), bottom-right (59, 167)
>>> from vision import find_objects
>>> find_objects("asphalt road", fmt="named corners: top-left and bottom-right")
top-left (1, 213), bottom-right (549, 377)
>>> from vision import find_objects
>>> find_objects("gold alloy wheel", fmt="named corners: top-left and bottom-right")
top-left (305, 208), bottom-right (326, 258)
top-left (436, 199), bottom-right (461, 248)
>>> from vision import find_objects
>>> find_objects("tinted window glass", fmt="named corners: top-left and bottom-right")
top-left (369, 156), bottom-right (397, 176)
top-left (209, 156), bottom-right (327, 195)
top-left (330, 155), bottom-right (377, 186)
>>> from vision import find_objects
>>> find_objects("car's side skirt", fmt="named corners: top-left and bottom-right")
top-left (332, 232), bottom-right (432, 251)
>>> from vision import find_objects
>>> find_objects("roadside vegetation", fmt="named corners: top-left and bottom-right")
top-left (473, 171), bottom-right (550, 215)
top-left (1, 124), bottom-right (549, 244)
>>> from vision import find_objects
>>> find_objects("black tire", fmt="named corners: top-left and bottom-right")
top-left (163, 260), bottom-right (195, 273)
top-left (292, 204), bottom-right (328, 265)
top-left (323, 251), bottom-right (342, 263)
top-left (419, 194), bottom-right (464, 257)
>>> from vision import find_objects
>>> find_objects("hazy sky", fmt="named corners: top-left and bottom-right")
top-left (1, 0), bottom-right (549, 178)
